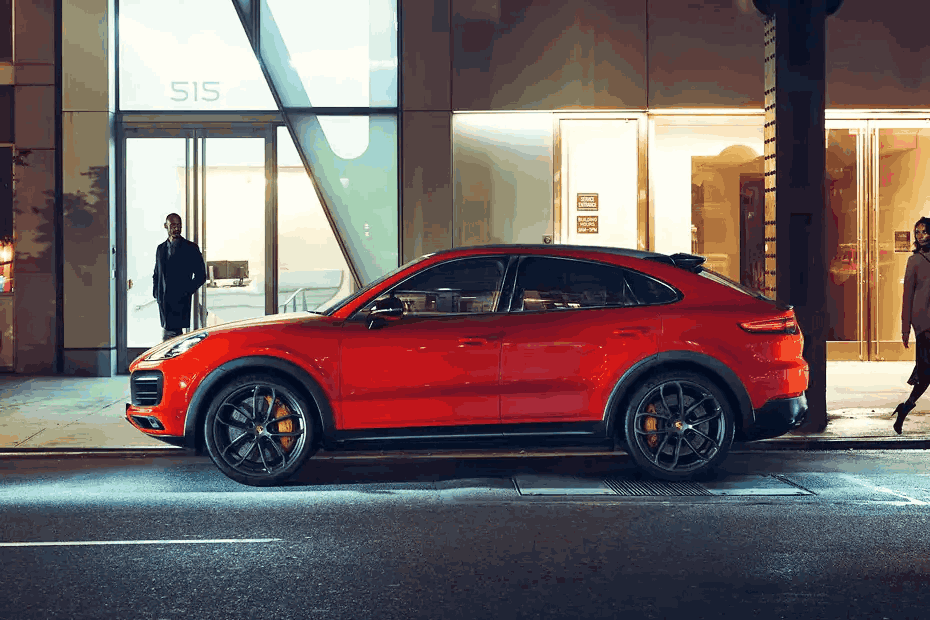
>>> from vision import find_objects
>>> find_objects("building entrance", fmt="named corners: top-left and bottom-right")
top-left (120, 124), bottom-right (270, 368)
top-left (826, 119), bottom-right (930, 361)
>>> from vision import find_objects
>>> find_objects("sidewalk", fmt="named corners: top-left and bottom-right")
top-left (0, 361), bottom-right (928, 453)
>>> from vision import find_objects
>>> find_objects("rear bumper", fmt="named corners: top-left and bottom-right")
top-left (742, 392), bottom-right (808, 441)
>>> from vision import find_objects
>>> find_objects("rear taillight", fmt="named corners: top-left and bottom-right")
top-left (739, 315), bottom-right (799, 334)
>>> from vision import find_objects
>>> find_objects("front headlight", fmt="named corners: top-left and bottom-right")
top-left (148, 333), bottom-right (208, 360)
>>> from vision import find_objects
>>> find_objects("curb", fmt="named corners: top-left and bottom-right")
top-left (0, 447), bottom-right (188, 459)
top-left (735, 438), bottom-right (930, 451)
top-left (0, 439), bottom-right (928, 459)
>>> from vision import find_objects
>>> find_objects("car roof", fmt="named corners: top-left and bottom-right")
top-left (430, 244), bottom-right (672, 262)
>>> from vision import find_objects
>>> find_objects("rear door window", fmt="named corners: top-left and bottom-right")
top-left (511, 256), bottom-right (678, 312)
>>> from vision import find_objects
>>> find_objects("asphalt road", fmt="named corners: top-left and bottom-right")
top-left (0, 450), bottom-right (928, 620)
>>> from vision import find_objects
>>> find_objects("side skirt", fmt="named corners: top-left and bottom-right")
top-left (320, 421), bottom-right (614, 453)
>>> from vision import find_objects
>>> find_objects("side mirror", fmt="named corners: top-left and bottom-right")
top-left (367, 296), bottom-right (404, 329)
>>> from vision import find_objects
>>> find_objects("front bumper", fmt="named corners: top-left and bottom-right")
top-left (742, 392), bottom-right (808, 441)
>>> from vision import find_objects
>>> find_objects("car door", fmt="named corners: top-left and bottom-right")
top-left (339, 256), bottom-right (511, 430)
top-left (499, 256), bottom-right (672, 425)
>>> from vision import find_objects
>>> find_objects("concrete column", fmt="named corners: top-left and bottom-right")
top-left (13, 0), bottom-right (58, 373)
top-left (754, 0), bottom-right (843, 432)
top-left (401, 0), bottom-right (453, 262)
top-left (60, 0), bottom-right (116, 376)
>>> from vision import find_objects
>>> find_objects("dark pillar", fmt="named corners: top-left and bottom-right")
top-left (753, 0), bottom-right (843, 432)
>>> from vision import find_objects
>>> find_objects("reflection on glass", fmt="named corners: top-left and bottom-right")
top-left (277, 127), bottom-right (354, 313)
top-left (0, 240), bottom-right (11, 292)
top-left (652, 119), bottom-right (764, 284)
top-left (203, 138), bottom-right (266, 327)
top-left (260, 0), bottom-right (397, 107)
top-left (126, 139), bottom-right (186, 348)
top-left (826, 129), bottom-right (858, 342)
top-left (452, 113), bottom-right (553, 247)
top-left (877, 128), bottom-right (930, 344)
top-left (289, 114), bottom-right (398, 284)
top-left (118, 0), bottom-right (275, 110)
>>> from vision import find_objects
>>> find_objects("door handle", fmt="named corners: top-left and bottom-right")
top-left (459, 337), bottom-right (490, 346)
top-left (613, 326), bottom-right (651, 338)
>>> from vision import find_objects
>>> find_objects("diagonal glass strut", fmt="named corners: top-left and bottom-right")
top-left (230, 0), bottom-right (399, 288)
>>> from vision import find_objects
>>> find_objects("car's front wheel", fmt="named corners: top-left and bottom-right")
top-left (623, 371), bottom-right (735, 481)
top-left (204, 374), bottom-right (317, 486)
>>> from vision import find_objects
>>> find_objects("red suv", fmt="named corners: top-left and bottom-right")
top-left (127, 245), bottom-right (808, 486)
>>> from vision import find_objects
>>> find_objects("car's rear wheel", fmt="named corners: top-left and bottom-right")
top-left (623, 371), bottom-right (735, 481)
top-left (204, 374), bottom-right (316, 486)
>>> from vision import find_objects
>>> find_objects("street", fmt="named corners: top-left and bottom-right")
top-left (0, 450), bottom-right (928, 619)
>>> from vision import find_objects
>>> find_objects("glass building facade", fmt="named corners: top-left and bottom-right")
top-left (2, 0), bottom-right (930, 374)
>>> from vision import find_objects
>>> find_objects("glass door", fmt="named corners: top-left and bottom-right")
top-left (121, 126), bottom-right (269, 367)
top-left (559, 118), bottom-right (641, 248)
top-left (825, 121), bottom-right (865, 359)
top-left (826, 119), bottom-right (930, 361)
top-left (872, 121), bottom-right (930, 361)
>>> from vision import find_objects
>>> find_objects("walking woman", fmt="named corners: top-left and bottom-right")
top-left (895, 216), bottom-right (930, 434)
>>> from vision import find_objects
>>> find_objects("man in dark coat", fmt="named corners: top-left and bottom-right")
top-left (153, 213), bottom-right (207, 341)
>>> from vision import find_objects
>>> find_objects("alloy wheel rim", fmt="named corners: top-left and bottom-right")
top-left (633, 380), bottom-right (726, 473)
top-left (213, 383), bottom-right (307, 478)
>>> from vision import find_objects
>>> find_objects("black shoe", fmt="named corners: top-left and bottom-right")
top-left (893, 401), bottom-right (916, 435)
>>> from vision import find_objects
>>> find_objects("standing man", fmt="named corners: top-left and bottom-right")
top-left (153, 213), bottom-right (207, 341)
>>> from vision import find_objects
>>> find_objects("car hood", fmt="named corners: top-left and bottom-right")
top-left (133, 313), bottom-right (333, 366)
top-left (204, 311), bottom-right (327, 333)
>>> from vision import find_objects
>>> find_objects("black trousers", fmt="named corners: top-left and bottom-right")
top-left (906, 330), bottom-right (930, 403)
top-left (162, 327), bottom-right (183, 341)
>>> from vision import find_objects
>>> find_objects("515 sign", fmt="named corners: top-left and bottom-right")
top-left (170, 81), bottom-right (221, 102)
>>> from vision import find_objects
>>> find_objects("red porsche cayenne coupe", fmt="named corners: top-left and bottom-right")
top-left (127, 245), bottom-right (808, 486)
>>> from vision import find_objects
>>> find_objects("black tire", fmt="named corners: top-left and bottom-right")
top-left (203, 373), bottom-right (317, 486)
top-left (622, 370), bottom-right (735, 481)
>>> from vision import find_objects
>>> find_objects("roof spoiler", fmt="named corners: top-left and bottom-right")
top-left (669, 253), bottom-right (707, 273)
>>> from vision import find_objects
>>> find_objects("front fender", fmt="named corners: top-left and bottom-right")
top-left (183, 355), bottom-right (336, 451)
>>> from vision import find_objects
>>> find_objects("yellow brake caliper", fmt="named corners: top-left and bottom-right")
top-left (265, 396), bottom-right (295, 452)
top-left (644, 403), bottom-right (659, 448)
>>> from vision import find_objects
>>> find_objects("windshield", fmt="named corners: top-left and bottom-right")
top-left (317, 254), bottom-right (433, 315)
top-left (697, 268), bottom-right (775, 302)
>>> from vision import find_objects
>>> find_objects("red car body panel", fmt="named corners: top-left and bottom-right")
top-left (338, 314), bottom-right (505, 429)
top-left (498, 307), bottom-right (659, 424)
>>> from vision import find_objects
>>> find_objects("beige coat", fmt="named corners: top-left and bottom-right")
top-left (902, 250), bottom-right (930, 337)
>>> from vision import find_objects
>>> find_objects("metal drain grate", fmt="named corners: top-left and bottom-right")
top-left (604, 478), bottom-right (712, 497)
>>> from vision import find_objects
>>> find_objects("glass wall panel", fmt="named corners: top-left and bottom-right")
top-left (118, 0), bottom-right (276, 110)
top-left (259, 0), bottom-right (397, 108)
top-left (276, 127), bottom-right (354, 312)
top-left (452, 113), bottom-right (553, 247)
top-left (651, 117), bottom-right (764, 284)
top-left (287, 114), bottom-right (398, 284)
top-left (125, 139), bottom-right (187, 348)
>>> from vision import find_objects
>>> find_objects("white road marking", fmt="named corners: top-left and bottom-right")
top-left (0, 538), bottom-right (281, 547)
top-left (845, 475), bottom-right (930, 506)
top-left (870, 486), bottom-right (929, 506)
